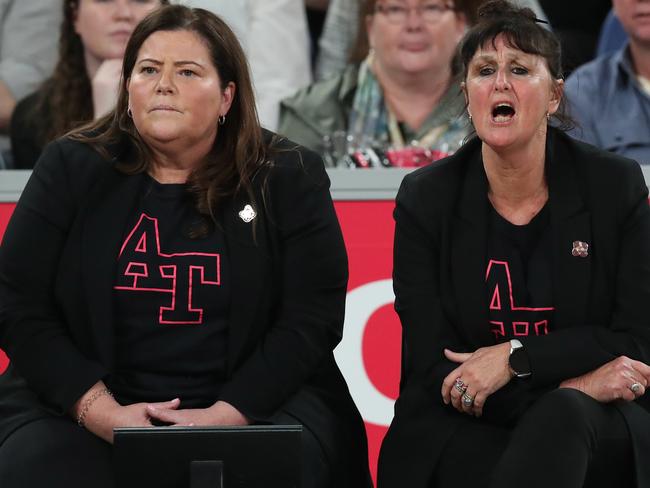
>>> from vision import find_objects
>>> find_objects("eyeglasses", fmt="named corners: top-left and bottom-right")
top-left (375, 2), bottom-right (456, 24)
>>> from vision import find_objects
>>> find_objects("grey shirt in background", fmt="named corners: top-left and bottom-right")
top-left (0, 0), bottom-right (60, 102)
top-left (177, 0), bottom-right (312, 130)
top-left (0, 0), bottom-right (61, 156)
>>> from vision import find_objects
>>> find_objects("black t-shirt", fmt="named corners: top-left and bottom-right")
top-left (486, 203), bottom-right (554, 343)
top-left (109, 176), bottom-right (230, 408)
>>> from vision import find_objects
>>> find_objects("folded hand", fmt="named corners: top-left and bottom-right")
top-left (146, 400), bottom-right (250, 427)
top-left (441, 342), bottom-right (512, 417)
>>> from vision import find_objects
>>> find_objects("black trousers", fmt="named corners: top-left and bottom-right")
top-left (435, 388), bottom-right (634, 488)
top-left (0, 413), bottom-right (330, 488)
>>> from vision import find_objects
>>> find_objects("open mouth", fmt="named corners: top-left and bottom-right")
top-left (491, 103), bottom-right (515, 123)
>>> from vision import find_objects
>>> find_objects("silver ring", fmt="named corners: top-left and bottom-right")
top-left (462, 392), bottom-right (474, 407)
top-left (630, 382), bottom-right (642, 394)
top-left (454, 378), bottom-right (467, 394)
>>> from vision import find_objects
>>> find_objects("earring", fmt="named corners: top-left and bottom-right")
top-left (546, 112), bottom-right (550, 120)
top-left (127, 108), bottom-right (133, 118)
top-left (468, 112), bottom-right (472, 123)
top-left (218, 114), bottom-right (226, 125)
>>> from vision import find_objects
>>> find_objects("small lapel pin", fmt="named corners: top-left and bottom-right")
top-left (571, 240), bottom-right (589, 258)
top-left (238, 204), bottom-right (256, 223)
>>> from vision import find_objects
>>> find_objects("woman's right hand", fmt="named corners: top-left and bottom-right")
top-left (72, 382), bottom-right (181, 444)
top-left (91, 59), bottom-right (123, 119)
top-left (559, 356), bottom-right (650, 403)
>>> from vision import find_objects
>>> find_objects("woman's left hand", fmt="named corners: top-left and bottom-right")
top-left (441, 342), bottom-right (512, 417)
top-left (146, 400), bottom-right (250, 427)
top-left (559, 356), bottom-right (650, 403)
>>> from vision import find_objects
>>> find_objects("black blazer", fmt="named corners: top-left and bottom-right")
top-left (378, 128), bottom-right (650, 488)
top-left (0, 134), bottom-right (371, 487)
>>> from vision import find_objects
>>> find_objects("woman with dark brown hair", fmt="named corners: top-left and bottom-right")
top-left (0, 5), bottom-right (371, 488)
top-left (378, 1), bottom-right (650, 487)
top-left (9, 0), bottom-right (167, 169)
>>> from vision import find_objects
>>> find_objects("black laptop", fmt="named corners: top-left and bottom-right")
top-left (113, 425), bottom-right (302, 488)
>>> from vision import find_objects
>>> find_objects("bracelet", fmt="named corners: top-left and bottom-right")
top-left (77, 387), bottom-right (113, 427)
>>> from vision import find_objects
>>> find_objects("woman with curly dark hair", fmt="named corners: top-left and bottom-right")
top-left (9, 0), bottom-right (166, 169)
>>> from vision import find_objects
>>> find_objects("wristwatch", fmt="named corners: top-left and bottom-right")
top-left (509, 339), bottom-right (532, 378)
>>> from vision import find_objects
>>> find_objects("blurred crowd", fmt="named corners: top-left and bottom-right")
top-left (0, 0), bottom-right (648, 170)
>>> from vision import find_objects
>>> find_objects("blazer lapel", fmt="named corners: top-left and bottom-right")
top-left (223, 193), bottom-right (269, 371)
top-left (450, 150), bottom-right (493, 347)
top-left (81, 169), bottom-right (145, 368)
top-left (546, 133), bottom-right (592, 329)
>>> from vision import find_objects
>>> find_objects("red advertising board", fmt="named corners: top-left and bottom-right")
top-left (333, 201), bottom-right (399, 483)
top-left (0, 200), bottom-right (400, 483)
top-left (0, 203), bottom-right (13, 375)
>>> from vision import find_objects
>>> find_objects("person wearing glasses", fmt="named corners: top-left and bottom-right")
top-left (278, 0), bottom-right (485, 168)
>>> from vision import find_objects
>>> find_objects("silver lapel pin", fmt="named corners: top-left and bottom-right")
top-left (238, 204), bottom-right (256, 223)
top-left (571, 240), bottom-right (589, 258)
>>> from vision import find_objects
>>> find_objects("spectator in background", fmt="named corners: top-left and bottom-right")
top-left (314, 0), bottom-right (546, 82)
top-left (0, 0), bottom-right (61, 167)
top-left (565, 0), bottom-right (650, 165)
top-left (9, 0), bottom-right (166, 170)
top-left (179, 0), bottom-right (312, 130)
top-left (279, 0), bottom-right (485, 168)
top-left (596, 8), bottom-right (628, 57)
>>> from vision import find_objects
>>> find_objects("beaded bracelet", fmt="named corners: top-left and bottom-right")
top-left (77, 387), bottom-right (113, 427)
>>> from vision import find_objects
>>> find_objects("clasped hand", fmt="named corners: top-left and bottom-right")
top-left (82, 396), bottom-right (249, 444)
top-left (441, 342), bottom-right (512, 417)
top-left (91, 59), bottom-right (122, 119)
top-left (146, 399), bottom-right (250, 428)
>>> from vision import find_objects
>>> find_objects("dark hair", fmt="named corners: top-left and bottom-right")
top-left (458, 0), bottom-right (573, 129)
top-left (350, 0), bottom-right (488, 64)
top-left (69, 5), bottom-right (268, 222)
top-left (33, 0), bottom-right (168, 146)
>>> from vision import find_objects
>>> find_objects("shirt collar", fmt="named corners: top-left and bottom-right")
top-left (616, 44), bottom-right (639, 80)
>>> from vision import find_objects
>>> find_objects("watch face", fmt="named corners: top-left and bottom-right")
top-left (510, 348), bottom-right (531, 376)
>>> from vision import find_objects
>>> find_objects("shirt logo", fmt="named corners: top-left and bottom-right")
top-left (114, 213), bottom-right (220, 325)
top-left (486, 259), bottom-right (554, 339)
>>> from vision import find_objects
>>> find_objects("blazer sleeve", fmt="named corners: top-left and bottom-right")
top-left (522, 160), bottom-right (650, 386)
top-left (392, 172), bottom-right (460, 391)
top-left (217, 148), bottom-right (348, 420)
top-left (0, 141), bottom-right (108, 413)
